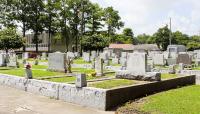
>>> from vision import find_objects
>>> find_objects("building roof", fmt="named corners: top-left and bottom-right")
top-left (133, 44), bottom-right (160, 51)
top-left (108, 44), bottom-right (134, 50)
top-left (108, 44), bottom-right (160, 51)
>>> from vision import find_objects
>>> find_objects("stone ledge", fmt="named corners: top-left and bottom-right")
top-left (116, 70), bottom-right (161, 81)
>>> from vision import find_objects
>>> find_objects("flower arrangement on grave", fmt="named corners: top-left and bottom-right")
top-left (25, 63), bottom-right (31, 69)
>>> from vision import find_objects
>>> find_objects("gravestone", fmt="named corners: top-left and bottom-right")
top-left (167, 58), bottom-right (177, 65)
top-left (74, 52), bottom-right (80, 58)
top-left (83, 52), bottom-right (90, 62)
top-left (153, 54), bottom-right (165, 65)
top-left (66, 52), bottom-right (75, 59)
top-left (169, 65), bottom-right (176, 74)
top-left (100, 52), bottom-right (109, 61)
top-left (48, 52), bottom-right (66, 72)
top-left (0, 53), bottom-right (6, 66)
top-left (179, 63), bottom-right (184, 71)
top-left (95, 57), bottom-right (104, 76)
top-left (75, 73), bottom-right (87, 88)
top-left (7, 54), bottom-right (17, 67)
top-left (91, 51), bottom-right (97, 60)
top-left (116, 52), bottom-right (161, 81)
top-left (23, 52), bottom-right (29, 59)
top-left (126, 53), bottom-right (147, 75)
top-left (112, 57), bottom-right (119, 65)
top-left (41, 52), bottom-right (47, 60)
top-left (177, 54), bottom-right (192, 65)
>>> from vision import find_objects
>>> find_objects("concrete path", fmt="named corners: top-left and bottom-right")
top-left (0, 86), bottom-right (114, 114)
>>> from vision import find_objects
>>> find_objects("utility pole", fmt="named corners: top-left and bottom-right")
top-left (169, 18), bottom-right (172, 45)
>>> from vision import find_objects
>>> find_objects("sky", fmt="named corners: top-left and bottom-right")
top-left (91, 0), bottom-right (200, 36)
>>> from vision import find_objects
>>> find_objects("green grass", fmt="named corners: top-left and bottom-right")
top-left (89, 79), bottom-right (137, 89)
top-left (72, 68), bottom-right (95, 74)
top-left (73, 58), bottom-right (91, 64)
top-left (45, 72), bottom-right (115, 83)
top-left (192, 66), bottom-right (200, 70)
top-left (19, 64), bottom-right (48, 69)
top-left (161, 73), bottom-right (177, 79)
top-left (0, 68), bottom-right (64, 78)
top-left (118, 85), bottom-right (200, 114)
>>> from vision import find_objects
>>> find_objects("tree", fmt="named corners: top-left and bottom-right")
top-left (87, 3), bottom-right (104, 34)
top-left (81, 34), bottom-right (109, 51)
top-left (27, 0), bottom-right (45, 53)
top-left (153, 25), bottom-right (171, 50)
top-left (123, 28), bottom-right (134, 38)
top-left (172, 31), bottom-right (189, 45)
top-left (44, 0), bottom-right (60, 52)
top-left (104, 7), bottom-right (124, 37)
top-left (0, 28), bottom-right (24, 52)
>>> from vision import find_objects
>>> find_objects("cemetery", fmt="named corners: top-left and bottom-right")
top-left (0, 46), bottom-right (199, 111)
top-left (1, 0), bottom-right (200, 113)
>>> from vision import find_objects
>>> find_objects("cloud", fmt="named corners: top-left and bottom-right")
top-left (91, 0), bottom-right (200, 36)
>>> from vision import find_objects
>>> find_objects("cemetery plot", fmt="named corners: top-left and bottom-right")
top-left (117, 85), bottom-right (200, 114)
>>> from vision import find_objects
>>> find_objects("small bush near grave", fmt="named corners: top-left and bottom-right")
top-left (117, 85), bottom-right (200, 114)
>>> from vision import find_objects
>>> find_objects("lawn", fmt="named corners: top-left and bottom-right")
top-left (45, 72), bottom-right (116, 83)
top-left (73, 58), bottom-right (91, 64)
top-left (117, 85), bottom-right (200, 114)
top-left (89, 79), bottom-right (137, 89)
top-left (161, 73), bottom-right (177, 79)
top-left (192, 66), bottom-right (200, 70)
top-left (0, 67), bottom-right (65, 78)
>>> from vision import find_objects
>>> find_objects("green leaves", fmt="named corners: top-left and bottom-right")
top-left (0, 28), bottom-right (24, 51)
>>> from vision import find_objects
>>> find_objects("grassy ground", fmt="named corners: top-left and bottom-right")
top-left (161, 73), bottom-right (177, 79)
top-left (192, 66), bottom-right (200, 70)
top-left (0, 67), bottom-right (64, 78)
top-left (89, 79), bottom-right (137, 89)
top-left (117, 85), bottom-right (200, 114)
top-left (45, 72), bottom-right (116, 83)
top-left (73, 58), bottom-right (91, 64)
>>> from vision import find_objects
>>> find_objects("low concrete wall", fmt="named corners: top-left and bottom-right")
top-left (0, 74), bottom-right (196, 110)
top-left (0, 74), bottom-right (106, 110)
top-left (105, 75), bottom-right (195, 110)
top-left (180, 70), bottom-right (200, 84)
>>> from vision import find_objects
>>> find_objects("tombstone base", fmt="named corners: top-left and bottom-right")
top-left (116, 70), bottom-right (161, 81)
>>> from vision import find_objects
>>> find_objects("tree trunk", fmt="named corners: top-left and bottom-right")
top-left (22, 21), bottom-right (26, 52)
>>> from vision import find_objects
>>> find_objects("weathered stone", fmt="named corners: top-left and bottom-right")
top-left (167, 58), bottom-right (177, 65)
top-left (153, 54), bottom-right (165, 65)
top-left (75, 74), bottom-right (87, 88)
top-left (169, 65), bottom-right (176, 74)
top-left (112, 57), bottom-right (119, 65)
top-left (41, 52), bottom-right (47, 60)
top-left (177, 53), bottom-right (192, 65)
top-left (48, 52), bottom-right (66, 72)
top-left (126, 52), bottom-right (147, 75)
top-left (0, 53), bottom-right (6, 66)
top-left (95, 57), bottom-right (104, 76)
top-left (82, 52), bottom-right (90, 62)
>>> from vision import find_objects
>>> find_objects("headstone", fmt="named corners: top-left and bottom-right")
top-left (82, 52), bottom-right (90, 62)
top-left (177, 54), bottom-right (192, 65)
top-left (75, 73), bottom-right (87, 88)
top-left (126, 52), bottom-right (147, 75)
top-left (48, 52), bottom-right (66, 72)
top-left (179, 63), bottom-right (184, 71)
top-left (66, 52), bottom-right (75, 59)
top-left (74, 52), bottom-right (80, 58)
top-left (169, 65), bottom-right (176, 74)
top-left (100, 52), bottom-right (109, 61)
top-left (112, 57), bottom-right (119, 65)
top-left (95, 57), bottom-right (104, 76)
top-left (41, 52), bottom-right (47, 60)
top-left (153, 54), bottom-right (165, 65)
top-left (91, 51), bottom-right (97, 60)
top-left (7, 54), bottom-right (17, 67)
top-left (167, 58), bottom-right (177, 65)
top-left (23, 52), bottom-right (29, 59)
top-left (0, 53), bottom-right (6, 66)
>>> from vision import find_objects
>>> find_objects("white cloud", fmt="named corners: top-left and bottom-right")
top-left (91, 0), bottom-right (200, 36)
